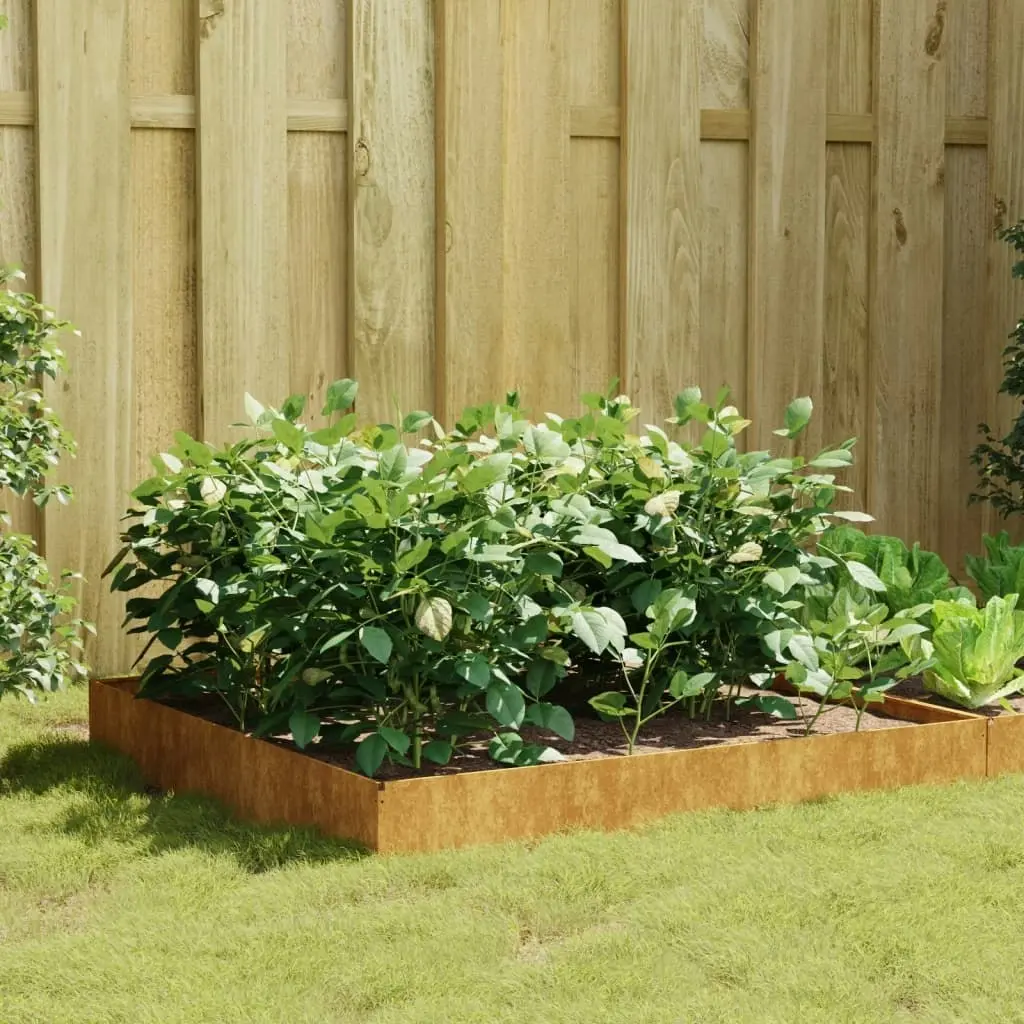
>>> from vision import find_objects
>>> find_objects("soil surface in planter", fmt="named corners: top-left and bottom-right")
top-left (890, 678), bottom-right (1024, 717)
top-left (159, 686), bottom-right (912, 781)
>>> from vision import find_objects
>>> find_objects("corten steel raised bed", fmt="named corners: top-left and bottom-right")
top-left (90, 677), bottom-right (988, 854)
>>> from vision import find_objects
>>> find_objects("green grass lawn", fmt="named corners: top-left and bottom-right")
top-left (3, 690), bottom-right (1024, 1023)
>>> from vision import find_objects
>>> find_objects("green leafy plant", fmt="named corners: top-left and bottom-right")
top-left (966, 532), bottom-right (1024, 601)
top-left (0, 269), bottom-right (88, 700)
top-left (110, 382), bottom-right (616, 776)
top-left (973, 219), bottom-right (1024, 517)
top-left (815, 526), bottom-right (969, 614)
top-left (496, 386), bottom-right (879, 740)
top-left (912, 594), bottom-right (1024, 710)
top-left (768, 586), bottom-right (929, 734)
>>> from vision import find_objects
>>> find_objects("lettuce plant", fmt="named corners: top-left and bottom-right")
top-left (966, 532), bottom-right (1024, 601)
top-left (816, 526), bottom-right (968, 614)
top-left (916, 595), bottom-right (1024, 709)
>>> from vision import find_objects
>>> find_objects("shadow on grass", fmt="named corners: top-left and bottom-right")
top-left (0, 736), bottom-right (367, 872)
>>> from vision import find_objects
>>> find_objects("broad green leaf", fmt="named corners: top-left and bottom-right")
top-left (320, 629), bottom-right (355, 653)
top-left (199, 477), bottom-right (227, 505)
top-left (511, 614), bottom-right (548, 649)
top-left (523, 703), bottom-right (575, 741)
top-left (159, 451), bottom-right (183, 473)
top-left (486, 679), bottom-right (526, 728)
top-left (571, 607), bottom-right (627, 655)
top-left (355, 734), bottom-right (388, 777)
top-left (630, 579), bottom-right (663, 615)
top-left (845, 558), bottom-right (887, 593)
top-left (787, 633), bottom-right (820, 672)
top-left (289, 710), bottom-right (320, 750)
top-left (776, 396), bottom-right (813, 438)
top-left (377, 445), bottom-right (408, 482)
top-left (741, 695), bottom-right (799, 720)
top-left (323, 378), bottom-right (359, 415)
top-left (764, 565), bottom-right (803, 596)
top-left (401, 410), bottom-right (433, 433)
top-left (415, 596), bottom-right (453, 641)
top-left (669, 671), bottom-right (715, 699)
top-left (810, 449), bottom-right (854, 469)
top-left (422, 740), bottom-right (453, 766)
top-left (588, 691), bottom-right (633, 719)
top-left (281, 393), bottom-right (307, 421)
top-left (397, 539), bottom-right (432, 572)
top-left (379, 727), bottom-right (411, 756)
top-left (526, 658), bottom-right (558, 698)
top-left (360, 625), bottom-right (393, 664)
top-left (272, 417), bottom-right (305, 452)
top-left (456, 653), bottom-right (491, 689)
top-left (195, 578), bottom-right (219, 605)
top-left (460, 593), bottom-right (491, 622)
top-left (524, 551), bottom-right (563, 577)
top-left (583, 545), bottom-right (613, 569)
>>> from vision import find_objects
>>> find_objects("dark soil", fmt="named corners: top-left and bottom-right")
top-left (890, 677), bottom-right (1024, 718)
top-left (160, 685), bottom-right (911, 781)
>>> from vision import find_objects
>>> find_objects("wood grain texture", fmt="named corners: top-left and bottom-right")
top-left (827, 0), bottom-right (872, 114)
top-left (945, 0), bottom-right (987, 119)
top-left (92, 677), bottom-right (987, 854)
top-left (437, 0), bottom-right (504, 422)
top-left (288, 0), bottom-right (346, 100)
top-left (748, 0), bottom-right (828, 449)
top-left (869, 0), bottom-right (946, 545)
top-left (349, 0), bottom-right (435, 424)
top-left (986, 716), bottom-right (1024, 779)
top-left (128, 0), bottom-right (193, 94)
top-left (36, 0), bottom-right (132, 674)
top-left (570, 0), bottom-right (620, 402)
top-left (624, 0), bottom-right (702, 419)
top-left (197, 0), bottom-right (288, 439)
top-left (986, 0), bottom-right (1024, 542)
top-left (824, 145), bottom-right (870, 503)
top-left (700, 142), bottom-right (748, 408)
top-left (0, 2), bottom-right (39, 538)
top-left (501, 0), bottom-right (571, 415)
top-left (701, 0), bottom-right (750, 109)
top-left (288, 134), bottom-right (348, 425)
top-left (377, 713), bottom-right (987, 851)
top-left (90, 679), bottom-right (381, 849)
top-left (822, 6), bottom-right (872, 502)
top-left (939, 144), bottom-right (989, 571)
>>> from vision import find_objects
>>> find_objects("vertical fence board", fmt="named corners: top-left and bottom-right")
top-left (700, 143), bottom-right (748, 405)
top-left (129, 1), bottom-right (197, 483)
top-left (287, 0), bottom-right (347, 425)
top-left (0, 0), bottom-right (38, 538)
top-left (986, 0), bottom-right (1024, 540)
top-left (624, 0), bottom-right (702, 419)
top-left (702, 0), bottom-right (750, 110)
top-left (870, 0), bottom-right (946, 546)
top-left (349, 0), bottom-right (435, 425)
top-left (36, 0), bottom-right (132, 674)
top-left (823, 1), bottom-right (872, 501)
top-left (438, 0), bottom-right (504, 422)
top-left (748, 0), bottom-right (827, 446)
top-left (197, 0), bottom-right (287, 437)
top-left (700, 0), bottom-right (750, 409)
top-left (570, 0), bottom-right (619, 403)
top-left (502, 0), bottom-right (570, 415)
top-left (938, 0), bottom-right (990, 568)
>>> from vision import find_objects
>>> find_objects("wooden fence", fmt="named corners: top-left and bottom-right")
top-left (0, 0), bottom-right (1022, 674)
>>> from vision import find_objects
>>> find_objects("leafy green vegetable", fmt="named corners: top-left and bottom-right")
top-left (817, 526), bottom-right (967, 614)
top-left (966, 532), bottom-right (1024, 601)
top-left (922, 595), bottom-right (1024, 709)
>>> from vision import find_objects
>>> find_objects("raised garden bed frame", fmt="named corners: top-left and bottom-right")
top-left (90, 677), bottom-right (988, 854)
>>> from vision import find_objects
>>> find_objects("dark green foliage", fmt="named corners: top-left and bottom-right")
top-left (972, 220), bottom-right (1024, 517)
top-left (966, 532), bottom-right (1024, 600)
top-left (115, 381), bottom-right (903, 773)
top-left (815, 526), bottom-right (968, 614)
top-left (0, 270), bottom-right (88, 701)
